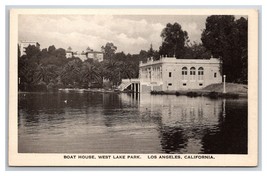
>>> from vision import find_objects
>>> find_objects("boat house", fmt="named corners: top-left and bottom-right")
top-left (120, 56), bottom-right (222, 93)
top-left (139, 56), bottom-right (222, 92)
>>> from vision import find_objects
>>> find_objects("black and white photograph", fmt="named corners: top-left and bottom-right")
top-left (8, 8), bottom-right (258, 166)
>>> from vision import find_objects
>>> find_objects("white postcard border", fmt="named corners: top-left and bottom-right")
top-left (9, 8), bottom-right (258, 166)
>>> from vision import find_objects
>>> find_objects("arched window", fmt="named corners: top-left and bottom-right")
top-left (190, 67), bottom-right (196, 80)
top-left (198, 67), bottom-right (204, 80)
top-left (182, 67), bottom-right (187, 80)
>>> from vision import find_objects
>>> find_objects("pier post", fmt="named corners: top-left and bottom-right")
top-left (223, 75), bottom-right (226, 93)
top-left (132, 83), bottom-right (135, 92)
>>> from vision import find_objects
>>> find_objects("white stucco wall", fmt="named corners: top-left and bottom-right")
top-left (139, 57), bottom-right (222, 92)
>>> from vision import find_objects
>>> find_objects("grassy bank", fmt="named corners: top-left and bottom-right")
top-left (202, 83), bottom-right (247, 94)
top-left (151, 83), bottom-right (247, 99)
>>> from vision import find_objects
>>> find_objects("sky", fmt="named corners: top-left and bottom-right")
top-left (18, 15), bottom-right (209, 54)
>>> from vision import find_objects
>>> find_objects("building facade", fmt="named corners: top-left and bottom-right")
top-left (73, 51), bottom-right (87, 61)
top-left (18, 41), bottom-right (40, 57)
top-left (139, 57), bottom-right (222, 92)
top-left (66, 46), bottom-right (104, 62)
top-left (66, 47), bottom-right (73, 58)
top-left (86, 51), bottom-right (104, 62)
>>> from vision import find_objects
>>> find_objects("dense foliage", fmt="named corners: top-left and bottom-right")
top-left (201, 15), bottom-right (248, 83)
top-left (18, 43), bottom-right (141, 91)
top-left (159, 22), bottom-right (189, 58)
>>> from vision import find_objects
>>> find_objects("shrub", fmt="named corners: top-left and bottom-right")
top-left (222, 93), bottom-right (239, 99)
top-left (208, 91), bottom-right (219, 99)
top-left (151, 90), bottom-right (164, 95)
top-left (175, 91), bottom-right (180, 96)
top-left (186, 92), bottom-right (198, 97)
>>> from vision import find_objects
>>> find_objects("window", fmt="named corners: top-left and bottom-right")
top-left (190, 67), bottom-right (196, 80)
top-left (199, 83), bottom-right (203, 86)
top-left (169, 72), bottom-right (172, 77)
top-left (214, 72), bottom-right (217, 78)
top-left (182, 67), bottom-right (187, 80)
top-left (168, 83), bottom-right (172, 86)
top-left (198, 67), bottom-right (204, 80)
top-left (183, 83), bottom-right (187, 86)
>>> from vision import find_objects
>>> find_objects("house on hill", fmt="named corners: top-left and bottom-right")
top-left (66, 46), bottom-right (104, 62)
top-left (18, 41), bottom-right (40, 57)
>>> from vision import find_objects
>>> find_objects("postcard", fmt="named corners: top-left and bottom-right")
top-left (9, 8), bottom-right (258, 166)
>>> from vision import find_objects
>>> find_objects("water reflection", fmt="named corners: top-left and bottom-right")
top-left (18, 91), bottom-right (247, 154)
top-left (138, 94), bottom-right (226, 154)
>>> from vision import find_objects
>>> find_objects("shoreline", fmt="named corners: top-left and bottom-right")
top-left (19, 88), bottom-right (247, 98)
top-left (150, 90), bottom-right (247, 98)
top-left (150, 83), bottom-right (248, 98)
top-left (19, 83), bottom-right (248, 99)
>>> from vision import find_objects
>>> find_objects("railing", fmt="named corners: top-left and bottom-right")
top-left (118, 82), bottom-right (132, 91)
top-left (139, 58), bottom-right (164, 66)
top-left (119, 79), bottom-right (140, 91)
top-left (139, 57), bottom-right (221, 67)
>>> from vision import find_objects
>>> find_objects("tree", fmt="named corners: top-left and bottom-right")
top-left (113, 51), bottom-right (126, 61)
top-left (183, 42), bottom-right (211, 59)
top-left (201, 15), bottom-right (235, 57)
top-left (81, 62), bottom-right (101, 88)
top-left (25, 45), bottom-right (40, 60)
top-left (37, 46), bottom-right (68, 67)
top-left (159, 22), bottom-right (189, 58)
top-left (147, 44), bottom-right (154, 58)
top-left (101, 42), bottom-right (117, 60)
top-left (139, 50), bottom-right (148, 62)
top-left (33, 63), bottom-right (47, 84)
top-left (120, 62), bottom-right (135, 79)
top-left (153, 50), bottom-right (160, 61)
top-left (48, 45), bottom-right (56, 54)
top-left (235, 17), bottom-right (248, 83)
top-left (201, 15), bottom-right (248, 83)
top-left (61, 59), bottom-right (82, 87)
top-left (18, 56), bottom-right (36, 91)
top-left (102, 59), bottom-right (121, 85)
top-left (146, 44), bottom-right (160, 60)
top-left (33, 63), bottom-right (59, 85)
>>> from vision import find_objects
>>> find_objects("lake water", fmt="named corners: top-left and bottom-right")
top-left (18, 91), bottom-right (247, 154)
